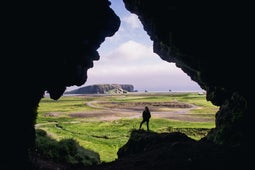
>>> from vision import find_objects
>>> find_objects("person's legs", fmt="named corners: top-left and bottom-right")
top-left (146, 120), bottom-right (149, 131)
top-left (139, 120), bottom-right (146, 129)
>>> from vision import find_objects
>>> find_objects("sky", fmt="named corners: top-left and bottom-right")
top-left (66, 0), bottom-right (203, 92)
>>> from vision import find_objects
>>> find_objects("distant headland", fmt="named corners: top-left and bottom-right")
top-left (65, 84), bottom-right (135, 94)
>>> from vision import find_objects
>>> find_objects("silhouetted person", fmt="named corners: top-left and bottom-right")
top-left (139, 106), bottom-right (151, 131)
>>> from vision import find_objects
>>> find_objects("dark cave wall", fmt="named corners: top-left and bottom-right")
top-left (123, 0), bottom-right (253, 146)
top-left (2, 0), bottom-right (254, 168)
top-left (2, 1), bottom-right (120, 168)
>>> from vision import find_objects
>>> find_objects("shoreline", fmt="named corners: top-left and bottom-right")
top-left (44, 90), bottom-right (206, 98)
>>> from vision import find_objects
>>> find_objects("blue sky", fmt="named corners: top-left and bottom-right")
top-left (66, 0), bottom-right (203, 92)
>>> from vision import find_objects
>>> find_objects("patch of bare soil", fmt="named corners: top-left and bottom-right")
top-left (96, 101), bottom-right (193, 109)
top-left (34, 101), bottom-right (219, 169)
top-left (44, 112), bottom-right (66, 117)
top-left (67, 101), bottom-right (212, 122)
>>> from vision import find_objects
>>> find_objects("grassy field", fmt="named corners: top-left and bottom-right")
top-left (36, 92), bottom-right (218, 163)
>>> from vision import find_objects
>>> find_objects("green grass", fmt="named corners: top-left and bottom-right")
top-left (36, 92), bottom-right (218, 163)
top-left (38, 96), bottom-right (96, 114)
top-left (36, 129), bottom-right (100, 166)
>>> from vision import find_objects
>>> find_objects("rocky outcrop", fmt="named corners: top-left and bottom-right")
top-left (120, 0), bottom-right (253, 168)
top-left (2, 1), bottom-right (120, 169)
top-left (66, 84), bottom-right (134, 94)
top-left (123, 0), bottom-right (253, 147)
top-left (3, 0), bottom-right (254, 169)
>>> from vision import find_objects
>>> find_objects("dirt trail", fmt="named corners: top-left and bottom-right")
top-left (67, 101), bottom-right (213, 122)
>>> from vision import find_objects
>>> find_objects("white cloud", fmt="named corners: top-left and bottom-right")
top-left (95, 40), bottom-right (187, 76)
top-left (109, 40), bottom-right (155, 60)
top-left (99, 40), bottom-right (160, 65)
top-left (98, 41), bottom-right (184, 75)
top-left (79, 40), bottom-right (202, 92)
top-left (122, 14), bottom-right (141, 29)
top-left (66, 1), bottom-right (202, 92)
top-left (85, 64), bottom-right (200, 92)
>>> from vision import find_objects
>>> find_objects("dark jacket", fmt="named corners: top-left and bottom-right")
top-left (143, 109), bottom-right (151, 121)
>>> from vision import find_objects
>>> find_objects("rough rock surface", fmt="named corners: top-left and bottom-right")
top-left (123, 0), bottom-right (253, 151)
top-left (66, 84), bottom-right (134, 94)
top-left (2, 1), bottom-right (120, 169)
top-left (2, 0), bottom-right (254, 169)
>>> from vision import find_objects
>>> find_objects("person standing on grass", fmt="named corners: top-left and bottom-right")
top-left (139, 106), bottom-right (151, 131)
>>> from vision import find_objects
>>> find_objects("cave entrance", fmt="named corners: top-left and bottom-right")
top-left (36, 0), bottom-right (218, 168)
top-left (66, 0), bottom-right (202, 93)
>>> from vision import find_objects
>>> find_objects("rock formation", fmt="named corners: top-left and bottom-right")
top-left (2, 1), bottom-right (120, 169)
top-left (66, 84), bottom-right (134, 94)
top-left (2, 0), bottom-right (254, 169)
top-left (123, 0), bottom-right (253, 147)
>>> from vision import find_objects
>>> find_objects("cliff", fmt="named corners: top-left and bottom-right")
top-left (65, 84), bottom-right (134, 94)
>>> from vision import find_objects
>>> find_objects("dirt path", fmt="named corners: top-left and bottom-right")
top-left (67, 101), bottom-right (213, 122)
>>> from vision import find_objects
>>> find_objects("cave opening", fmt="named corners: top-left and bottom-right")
top-left (34, 0), bottom-right (219, 169)
top-left (3, 0), bottom-right (252, 169)
top-left (66, 0), bottom-right (203, 93)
